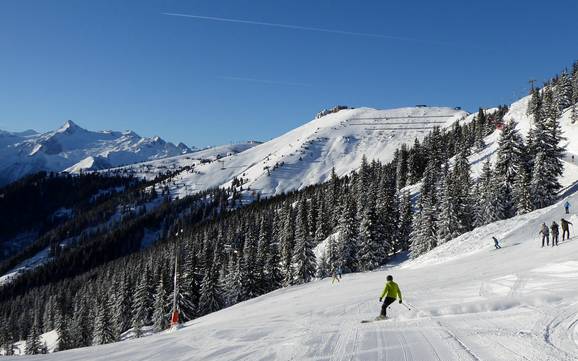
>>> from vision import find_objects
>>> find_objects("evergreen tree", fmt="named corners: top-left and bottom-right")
top-left (224, 256), bottom-right (243, 306)
top-left (530, 87), bottom-right (565, 207)
top-left (1, 327), bottom-right (15, 356)
top-left (42, 296), bottom-right (57, 333)
top-left (376, 173), bottom-right (398, 253)
top-left (152, 275), bottom-right (169, 332)
top-left (513, 166), bottom-right (533, 215)
top-left (436, 163), bottom-right (460, 244)
top-left (407, 138), bottom-right (425, 184)
top-left (54, 307), bottom-right (73, 351)
top-left (131, 267), bottom-right (152, 337)
top-left (326, 235), bottom-right (340, 273)
top-left (357, 202), bottom-right (382, 270)
top-left (180, 244), bottom-right (200, 321)
top-left (453, 147), bottom-right (475, 232)
top-left (314, 198), bottom-right (329, 244)
top-left (327, 167), bottom-right (341, 227)
top-left (263, 217), bottom-right (282, 292)
top-left (476, 160), bottom-right (502, 225)
top-left (409, 192), bottom-right (437, 258)
top-left (198, 252), bottom-right (223, 315)
top-left (571, 63), bottom-right (578, 123)
top-left (474, 108), bottom-right (488, 150)
top-left (25, 315), bottom-right (42, 355)
top-left (70, 296), bottom-right (92, 348)
top-left (112, 276), bottom-right (132, 340)
top-left (409, 159), bottom-right (440, 258)
top-left (397, 191), bottom-right (413, 251)
top-left (555, 70), bottom-right (573, 111)
top-left (527, 87), bottom-right (541, 117)
top-left (279, 205), bottom-right (295, 286)
top-left (292, 200), bottom-right (316, 284)
top-left (256, 216), bottom-right (272, 292)
top-left (240, 224), bottom-right (261, 300)
top-left (530, 152), bottom-right (552, 209)
top-left (356, 155), bottom-right (372, 209)
top-left (92, 294), bottom-right (115, 345)
top-left (395, 144), bottom-right (409, 190)
top-left (337, 196), bottom-right (358, 273)
top-left (494, 120), bottom-right (526, 217)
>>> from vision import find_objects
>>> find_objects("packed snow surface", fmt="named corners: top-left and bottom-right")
top-left (117, 106), bottom-right (468, 199)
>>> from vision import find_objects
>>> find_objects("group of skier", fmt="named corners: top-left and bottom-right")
top-left (538, 201), bottom-right (573, 247)
top-left (540, 218), bottom-right (573, 247)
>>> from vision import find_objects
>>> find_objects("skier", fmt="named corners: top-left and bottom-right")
top-left (564, 201), bottom-right (571, 215)
top-left (492, 236), bottom-right (501, 249)
top-left (550, 221), bottom-right (559, 246)
top-left (561, 218), bottom-right (573, 241)
top-left (377, 275), bottom-right (402, 320)
top-left (331, 266), bottom-right (342, 284)
top-left (539, 223), bottom-right (550, 247)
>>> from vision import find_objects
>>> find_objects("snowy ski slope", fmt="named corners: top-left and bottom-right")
top-left (19, 188), bottom-right (578, 361)
top-left (115, 107), bottom-right (468, 199)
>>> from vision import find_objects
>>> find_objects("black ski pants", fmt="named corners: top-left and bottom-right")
top-left (563, 228), bottom-right (570, 241)
top-left (380, 297), bottom-right (396, 317)
top-left (542, 234), bottom-right (550, 247)
top-left (552, 233), bottom-right (558, 246)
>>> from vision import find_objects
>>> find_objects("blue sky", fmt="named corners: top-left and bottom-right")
top-left (1, 0), bottom-right (577, 147)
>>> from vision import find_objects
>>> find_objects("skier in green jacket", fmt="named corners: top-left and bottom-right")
top-left (377, 275), bottom-right (403, 320)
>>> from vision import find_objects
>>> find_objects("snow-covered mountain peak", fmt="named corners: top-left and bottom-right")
top-left (0, 122), bottom-right (198, 186)
top-left (56, 120), bottom-right (83, 134)
top-left (116, 105), bottom-right (469, 199)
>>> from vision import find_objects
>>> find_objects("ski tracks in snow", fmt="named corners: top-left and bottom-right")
top-left (540, 304), bottom-right (578, 360)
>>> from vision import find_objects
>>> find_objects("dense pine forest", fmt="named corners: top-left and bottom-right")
top-left (0, 61), bottom-right (577, 355)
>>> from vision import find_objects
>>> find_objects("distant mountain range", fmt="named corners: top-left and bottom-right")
top-left (0, 120), bottom-right (193, 186)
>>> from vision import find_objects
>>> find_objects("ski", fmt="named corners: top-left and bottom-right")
top-left (361, 317), bottom-right (388, 323)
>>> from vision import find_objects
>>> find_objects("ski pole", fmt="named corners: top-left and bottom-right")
top-left (404, 301), bottom-right (418, 311)
top-left (401, 303), bottom-right (411, 311)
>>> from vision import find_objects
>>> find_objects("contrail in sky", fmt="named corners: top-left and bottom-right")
top-left (162, 12), bottom-right (418, 42)
top-left (217, 76), bottom-right (312, 87)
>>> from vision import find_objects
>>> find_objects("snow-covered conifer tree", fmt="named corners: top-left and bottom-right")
top-left (198, 255), bottom-right (223, 315)
top-left (494, 120), bottom-right (526, 217)
top-left (131, 268), bottom-right (152, 337)
top-left (279, 204), bottom-right (295, 286)
top-left (513, 166), bottom-right (533, 215)
top-left (357, 202), bottom-right (382, 270)
top-left (530, 152), bottom-right (552, 208)
top-left (337, 196), bottom-right (358, 272)
top-left (25, 315), bottom-right (42, 355)
top-left (92, 295), bottom-right (115, 345)
top-left (292, 199), bottom-right (316, 284)
top-left (397, 191), bottom-right (413, 251)
top-left (152, 276), bottom-right (168, 332)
